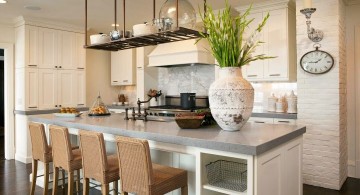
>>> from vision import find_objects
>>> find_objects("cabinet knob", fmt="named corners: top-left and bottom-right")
top-left (55, 105), bottom-right (57, 107)
top-left (59, 66), bottom-right (62, 68)
top-left (59, 105), bottom-right (62, 107)
top-left (247, 75), bottom-right (258, 77)
top-left (55, 66), bottom-right (58, 68)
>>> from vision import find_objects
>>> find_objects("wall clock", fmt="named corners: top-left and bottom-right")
top-left (300, 46), bottom-right (334, 74)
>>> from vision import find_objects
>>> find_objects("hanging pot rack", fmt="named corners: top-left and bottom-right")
top-left (84, 0), bottom-right (207, 51)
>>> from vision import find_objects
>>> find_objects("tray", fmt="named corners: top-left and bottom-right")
top-left (53, 113), bottom-right (82, 117)
top-left (88, 113), bottom-right (111, 116)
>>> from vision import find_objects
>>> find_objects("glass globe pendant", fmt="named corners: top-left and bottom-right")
top-left (159, 0), bottom-right (196, 30)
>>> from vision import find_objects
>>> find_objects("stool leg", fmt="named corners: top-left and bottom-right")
top-left (68, 171), bottom-right (74, 195)
top-left (61, 169), bottom-right (66, 195)
top-left (52, 167), bottom-right (59, 195)
top-left (76, 169), bottom-right (81, 194)
top-left (30, 159), bottom-right (38, 195)
top-left (83, 178), bottom-right (89, 195)
top-left (43, 163), bottom-right (50, 195)
top-left (101, 184), bottom-right (109, 195)
top-left (112, 181), bottom-right (118, 195)
top-left (181, 185), bottom-right (188, 195)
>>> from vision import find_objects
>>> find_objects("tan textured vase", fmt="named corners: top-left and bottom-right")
top-left (209, 67), bottom-right (254, 131)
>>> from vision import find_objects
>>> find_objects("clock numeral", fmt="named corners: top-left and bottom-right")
top-left (324, 66), bottom-right (328, 69)
top-left (325, 56), bottom-right (328, 58)
top-left (327, 61), bottom-right (331, 63)
top-left (315, 68), bottom-right (318, 72)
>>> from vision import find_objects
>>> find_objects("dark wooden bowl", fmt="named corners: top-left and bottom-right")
top-left (175, 113), bottom-right (205, 129)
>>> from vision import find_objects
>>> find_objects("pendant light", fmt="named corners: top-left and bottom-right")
top-left (159, 0), bottom-right (196, 30)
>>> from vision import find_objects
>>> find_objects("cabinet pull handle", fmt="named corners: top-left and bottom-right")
top-left (254, 121), bottom-right (265, 123)
top-left (278, 120), bottom-right (290, 123)
top-left (77, 104), bottom-right (85, 106)
top-left (28, 106), bottom-right (38, 109)
top-left (77, 67), bottom-right (84, 70)
top-left (123, 80), bottom-right (128, 82)
top-left (113, 81), bottom-right (118, 83)
top-left (247, 75), bottom-right (258, 77)
top-left (269, 74), bottom-right (281, 77)
top-left (28, 65), bottom-right (37, 67)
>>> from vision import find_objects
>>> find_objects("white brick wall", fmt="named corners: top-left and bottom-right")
top-left (296, 0), bottom-right (347, 190)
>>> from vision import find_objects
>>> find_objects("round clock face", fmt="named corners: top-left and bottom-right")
top-left (300, 49), bottom-right (334, 74)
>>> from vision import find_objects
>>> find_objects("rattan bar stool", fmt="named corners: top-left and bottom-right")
top-left (79, 130), bottom-right (120, 195)
top-left (29, 122), bottom-right (80, 195)
top-left (49, 125), bottom-right (82, 195)
top-left (115, 136), bottom-right (188, 195)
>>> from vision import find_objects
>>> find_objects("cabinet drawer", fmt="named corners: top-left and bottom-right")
top-left (273, 119), bottom-right (296, 125)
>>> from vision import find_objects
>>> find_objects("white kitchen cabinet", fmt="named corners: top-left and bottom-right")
top-left (75, 33), bottom-right (86, 70)
top-left (136, 46), bottom-right (158, 103)
top-left (111, 49), bottom-right (136, 86)
top-left (57, 31), bottom-right (76, 69)
top-left (38, 69), bottom-right (57, 109)
top-left (38, 27), bottom-right (58, 69)
top-left (241, 1), bottom-right (296, 82)
top-left (74, 70), bottom-right (86, 107)
top-left (15, 68), bottom-right (39, 110)
top-left (15, 25), bottom-right (39, 68)
top-left (38, 69), bottom-right (80, 109)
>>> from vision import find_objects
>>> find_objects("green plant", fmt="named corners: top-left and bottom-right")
top-left (198, 0), bottom-right (275, 68)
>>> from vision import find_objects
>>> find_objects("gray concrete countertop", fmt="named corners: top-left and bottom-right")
top-left (14, 107), bottom-right (89, 115)
top-left (29, 113), bottom-right (305, 156)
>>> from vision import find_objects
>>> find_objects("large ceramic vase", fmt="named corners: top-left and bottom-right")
top-left (209, 67), bottom-right (254, 131)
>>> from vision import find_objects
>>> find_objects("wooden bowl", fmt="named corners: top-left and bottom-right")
top-left (175, 113), bottom-right (205, 129)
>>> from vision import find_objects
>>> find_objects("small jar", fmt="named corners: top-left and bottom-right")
top-left (275, 97), bottom-right (285, 113)
top-left (267, 93), bottom-right (277, 112)
top-left (286, 91), bottom-right (297, 114)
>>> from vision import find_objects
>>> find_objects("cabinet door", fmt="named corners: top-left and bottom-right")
top-left (243, 12), bottom-right (265, 81)
top-left (74, 70), bottom-right (86, 107)
top-left (119, 49), bottom-right (136, 85)
top-left (26, 25), bottom-right (39, 66)
top-left (111, 51), bottom-right (121, 85)
top-left (58, 31), bottom-right (76, 70)
top-left (38, 27), bottom-right (57, 69)
top-left (264, 9), bottom-right (288, 79)
top-left (75, 33), bottom-right (86, 69)
top-left (25, 68), bottom-right (39, 109)
top-left (57, 70), bottom-right (76, 108)
top-left (38, 69), bottom-right (57, 109)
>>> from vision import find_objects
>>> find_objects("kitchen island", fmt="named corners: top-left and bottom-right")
top-left (29, 113), bottom-right (306, 195)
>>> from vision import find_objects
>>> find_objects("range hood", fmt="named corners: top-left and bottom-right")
top-left (148, 39), bottom-right (215, 67)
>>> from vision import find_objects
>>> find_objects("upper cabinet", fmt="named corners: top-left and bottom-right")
top-left (15, 24), bottom-right (86, 70)
top-left (111, 49), bottom-right (136, 86)
top-left (240, 1), bottom-right (296, 82)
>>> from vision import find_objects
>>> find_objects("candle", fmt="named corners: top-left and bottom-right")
top-left (304, 0), bottom-right (312, 8)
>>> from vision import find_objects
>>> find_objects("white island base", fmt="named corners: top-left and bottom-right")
top-left (32, 126), bottom-right (302, 195)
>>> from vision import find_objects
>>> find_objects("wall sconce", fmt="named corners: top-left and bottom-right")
top-left (300, 7), bottom-right (324, 42)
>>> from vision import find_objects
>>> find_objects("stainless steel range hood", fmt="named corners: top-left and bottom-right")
top-left (148, 39), bottom-right (215, 67)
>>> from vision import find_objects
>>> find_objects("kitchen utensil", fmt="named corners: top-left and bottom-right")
top-left (180, 93), bottom-right (196, 109)
top-left (133, 23), bottom-right (158, 36)
top-left (110, 30), bottom-right (122, 40)
top-left (90, 33), bottom-right (111, 44)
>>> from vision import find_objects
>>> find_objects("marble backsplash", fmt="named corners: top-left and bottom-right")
top-left (158, 65), bottom-right (215, 96)
top-left (252, 82), bottom-right (297, 112)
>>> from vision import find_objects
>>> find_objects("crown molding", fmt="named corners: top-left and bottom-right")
top-left (344, 0), bottom-right (360, 5)
top-left (235, 0), bottom-right (295, 13)
top-left (13, 16), bottom-right (84, 33)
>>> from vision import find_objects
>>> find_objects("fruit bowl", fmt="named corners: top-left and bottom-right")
top-left (175, 113), bottom-right (205, 129)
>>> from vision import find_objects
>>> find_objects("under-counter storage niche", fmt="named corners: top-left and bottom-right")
top-left (111, 49), bottom-right (136, 86)
top-left (201, 152), bottom-right (252, 195)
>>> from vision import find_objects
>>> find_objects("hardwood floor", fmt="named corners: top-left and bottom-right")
top-left (0, 138), bottom-right (359, 195)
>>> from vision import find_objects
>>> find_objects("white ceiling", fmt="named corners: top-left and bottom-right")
top-left (0, 0), bottom-right (266, 33)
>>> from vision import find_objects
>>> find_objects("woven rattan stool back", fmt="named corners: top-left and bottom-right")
top-left (29, 122), bottom-right (51, 162)
top-left (116, 136), bottom-right (154, 194)
top-left (79, 130), bottom-right (108, 182)
top-left (49, 125), bottom-right (74, 170)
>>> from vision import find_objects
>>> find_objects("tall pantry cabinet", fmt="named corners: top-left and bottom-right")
top-left (15, 20), bottom-right (86, 110)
